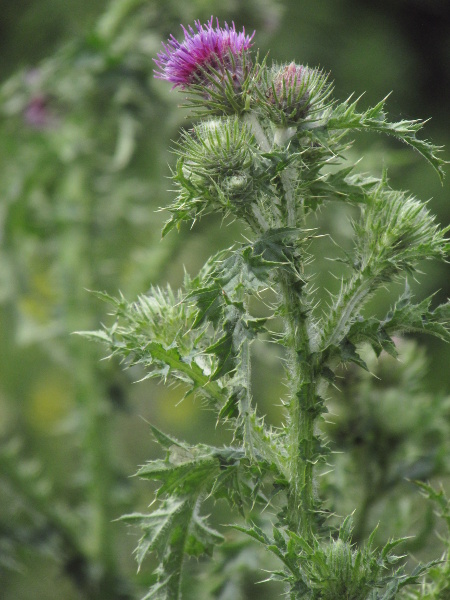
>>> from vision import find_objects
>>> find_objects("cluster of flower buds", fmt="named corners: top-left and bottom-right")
top-left (154, 17), bottom-right (333, 228)
top-left (154, 16), bottom-right (330, 125)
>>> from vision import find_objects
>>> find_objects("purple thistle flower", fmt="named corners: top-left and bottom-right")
top-left (154, 17), bottom-right (255, 90)
top-left (24, 95), bottom-right (53, 129)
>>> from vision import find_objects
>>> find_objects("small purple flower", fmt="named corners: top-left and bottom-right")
top-left (154, 17), bottom-right (254, 90)
top-left (24, 95), bottom-right (52, 129)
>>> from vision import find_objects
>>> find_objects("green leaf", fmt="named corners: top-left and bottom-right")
top-left (346, 318), bottom-right (397, 358)
top-left (212, 446), bottom-right (274, 510)
top-left (82, 326), bottom-right (225, 407)
top-left (217, 387), bottom-right (241, 419)
top-left (382, 284), bottom-right (450, 343)
top-left (190, 230), bottom-right (305, 381)
top-left (79, 287), bottom-right (228, 406)
top-left (148, 424), bottom-right (187, 451)
top-left (121, 500), bottom-right (189, 568)
top-left (137, 456), bottom-right (218, 497)
top-left (190, 285), bottom-right (224, 328)
top-left (122, 497), bottom-right (223, 599)
top-left (204, 306), bottom-right (243, 380)
top-left (121, 433), bottom-right (281, 599)
top-left (324, 95), bottom-right (446, 181)
top-left (326, 339), bottom-right (369, 371)
top-left (341, 284), bottom-right (450, 362)
top-left (231, 523), bottom-right (270, 546)
top-left (189, 228), bottom-right (305, 319)
top-left (309, 167), bottom-right (379, 205)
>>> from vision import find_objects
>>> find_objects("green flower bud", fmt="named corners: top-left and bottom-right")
top-left (354, 185), bottom-right (449, 281)
top-left (260, 62), bottom-right (332, 127)
top-left (268, 63), bottom-right (311, 121)
top-left (222, 173), bottom-right (252, 194)
top-left (174, 116), bottom-right (258, 214)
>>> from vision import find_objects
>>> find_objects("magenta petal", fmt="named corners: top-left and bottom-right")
top-left (154, 17), bottom-right (254, 89)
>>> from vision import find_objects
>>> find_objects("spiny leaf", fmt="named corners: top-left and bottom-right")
top-left (382, 283), bottom-right (450, 343)
top-left (231, 523), bottom-right (271, 546)
top-left (345, 318), bottom-right (397, 358)
top-left (137, 457), bottom-right (219, 497)
top-left (122, 497), bottom-right (223, 598)
top-left (218, 387), bottom-right (241, 419)
top-left (121, 499), bottom-right (190, 567)
top-left (189, 228), bottom-right (305, 319)
top-left (84, 331), bottom-right (225, 406)
top-left (342, 284), bottom-right (450, 361)
top-left (149, 424), bottom-right (187, 451)
top-left (190, 285), bottom-right (224, 328)
top-left (78, 287), bottom-right (226, 405)
top-left (204, 305), bottom-right (243, 380)
top-left (309, 168), bottom-right (379, 204)
top-left (324, 95), bottom-right (446, 181)
top-left (326, 339), bottom-right (369, 371)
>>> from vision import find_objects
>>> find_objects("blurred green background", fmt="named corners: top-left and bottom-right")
top-left (0, 1), bottom-right (449, 598)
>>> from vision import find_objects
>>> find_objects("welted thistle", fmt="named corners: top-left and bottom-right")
top-left (154, 18), bottom-right (256, 115)
top-left (168, 117), bottom-right (259, 227)
top-left (86, 17), bottom-right (450, 600)
top-left (154, 18), bottom-right (254, 89)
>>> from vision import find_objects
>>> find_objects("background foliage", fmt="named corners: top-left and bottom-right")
top-left (0, 1), bottom-right (449, 598)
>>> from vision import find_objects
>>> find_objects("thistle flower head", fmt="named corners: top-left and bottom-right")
top-left (353, 184), bottom-right (450, 281)
top-left (263, 62), bottom-right (332, 126)
top-left (160, 117), bottom-right (259, 234)
top-left (271, 62), bottom-right (309, 109)
top-left (154, 17), bottom-right (254, 90)
top-left (176, 117), bottom-right (256, 207)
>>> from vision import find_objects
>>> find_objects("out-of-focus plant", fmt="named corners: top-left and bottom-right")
top-left (322, 338), bottom-right (450, 544)
top-left (84, 15), bottom-right (450, 600)
top-left (0, 1), bottom-right (283, 599)
top-left (404, 483), bottom-right (450, 599)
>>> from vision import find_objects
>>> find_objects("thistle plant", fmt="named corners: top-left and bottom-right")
top-left (85, 17), bottom-right (450, 600)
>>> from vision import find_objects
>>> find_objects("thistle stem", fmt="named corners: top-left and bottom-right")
top-left (320, 270), bottom-right (372, 350)
top-left (243, 112), bottom-right (271, 151)
top-left (281, 274), bottom-right (318, 541)
top-left (273, 145), bottom-right (321, 541)
top-left (239, 331), bottom-right (257, 460)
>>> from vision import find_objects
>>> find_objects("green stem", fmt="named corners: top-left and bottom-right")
top-left (320, 270), bottom-right (372, 350)
top-left (281, 275), bottom-right (318, 541)
top-left (239, 327), bottom-right (256, 460)
top-left (274, 145), bottom-right (321, 541)
top-left (243, 112), bottom-right (271, 151)
top-left (244, 113), bottom-right (323, 539)
top-left (163, 499), bottom-right (197, 600)
top-left (280, 160), bottom-right (298, 229)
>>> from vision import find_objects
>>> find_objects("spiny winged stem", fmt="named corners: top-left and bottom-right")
top-left (281, 273), bottom-right (319, 541)
top-left (240, 297), bottom-right (257, 460)
top-left (278, 158), bottom-right (320, 542)
top-left (246, 110), bottom-right (322, 540)
top-left (320, 269), bottom-right (372, 349)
